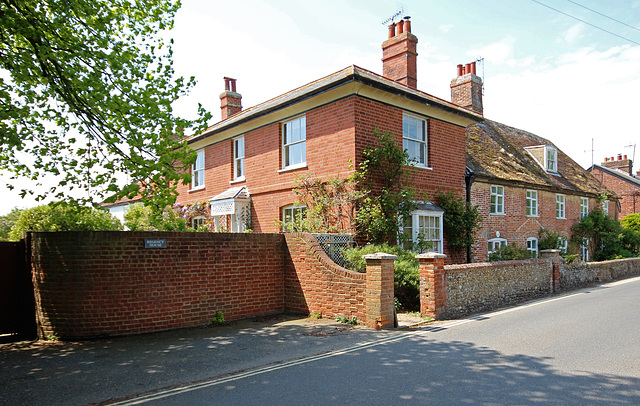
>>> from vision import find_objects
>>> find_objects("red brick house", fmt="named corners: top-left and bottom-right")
top-left (588, 155), bottom-right (640, 218)
top-left (465, 119), bottom-right (615, 262)
top-left (175, 18), bottom-right (482, 260)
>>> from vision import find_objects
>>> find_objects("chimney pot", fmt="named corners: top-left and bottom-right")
top-left (388, 23), bottom-right (396, 38)
top-left (471, 62), bottom-right (477, 75)
top-left (465, 63), bottom-right (471, 74)
top-left (624, 154), bottom-right (628, 160)
top-left (404, 16), bottom-right (411, 33)
top-left (220, 77), bottom-right (242, 120)
top-left (617, 154), bottom-right (623, 160)
top-left (396, 19), bottom-right (404, 34)
top-left (457, 64), bottom-right (463, 77)
top-left (604, 157), bottom-right (608, 162)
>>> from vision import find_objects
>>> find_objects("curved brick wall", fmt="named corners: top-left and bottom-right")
top-left (284, 233), bottom-right (366, 321)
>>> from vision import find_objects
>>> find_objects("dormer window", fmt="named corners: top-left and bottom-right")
top-left (546, 146), bottom-right (557, 173)
top-left (524, 145), bottom-right (558, 174)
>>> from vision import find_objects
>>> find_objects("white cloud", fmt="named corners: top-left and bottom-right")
top-left (484, 45), bottom-right (640, 170)
top-left (563, 23), bottom-right (584, 44)
top-left (468, 37), bottom-right (514, 65)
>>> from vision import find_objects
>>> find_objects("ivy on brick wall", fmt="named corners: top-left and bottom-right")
top-left (434, 190), bottom-right (482, 263)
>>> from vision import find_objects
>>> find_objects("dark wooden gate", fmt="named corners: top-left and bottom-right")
top-left (0, 240), bottom-right (36, 339)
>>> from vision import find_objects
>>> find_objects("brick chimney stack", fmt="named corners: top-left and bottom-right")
top-left (602, 154), bottom-right (633, 175)
top-left (450, 62), bottom-right (483, 115)
top-left (220, 77), bottom-right (242, 120)
top-left (381, 16), bottom-right (418, 89)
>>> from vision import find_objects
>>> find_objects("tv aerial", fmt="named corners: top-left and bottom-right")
top-left (381, 4), bottom-right (406, 25)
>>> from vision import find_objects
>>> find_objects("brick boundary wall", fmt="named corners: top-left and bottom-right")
top-left (29, 231), bottom-right (393, 339)
top-left (31, 232), bottom-right (286, 339)
top-left (283, 233), bottom-right (367, 322)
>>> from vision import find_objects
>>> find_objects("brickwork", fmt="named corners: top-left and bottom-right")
top-left (31, 232), bottom-right (285, 339)
top-left (30, 231), bottom-right (390, 339)
top-left (417, 253), bottom-right (447, 319)
top-left (590, 166), bottom-right (640, 218)
top-left (362, 253), bottom-right (396, 329)
top-left (470, 181), bottom-right (608, 262)
top-left (283, 233), bottom-right (366, 321)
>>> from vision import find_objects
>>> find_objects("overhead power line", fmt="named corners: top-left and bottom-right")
top-left (565, 0), bottom-right (640, 33)
top-left (530, 0), bottom-right (640, 46)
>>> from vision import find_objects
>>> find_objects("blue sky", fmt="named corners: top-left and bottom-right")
top-left (170, 0), bottom-right (640, 169)
top-left (2, 0), bottom-right (639, 214)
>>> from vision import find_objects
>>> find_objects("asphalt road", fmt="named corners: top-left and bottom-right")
top-left (112, 277), bottom-right (640, 406)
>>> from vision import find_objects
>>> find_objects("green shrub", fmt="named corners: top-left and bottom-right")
top-left (8, 202), bottom-right (122, 240)
top-left (343, 243), bottom-right (419, 311)
top-left (571, 208), bottom-right (638, 261)
top-left (488, 243), bottom-right (534, 262)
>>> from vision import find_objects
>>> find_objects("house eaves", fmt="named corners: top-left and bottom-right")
top-left (185, 65), bottom-right (483, 147)
top-left (588, 164), bottom-right (640, 187)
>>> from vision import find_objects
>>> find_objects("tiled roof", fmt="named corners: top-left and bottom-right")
top-left (186, 65), bottom-right (482, 144)
top-left (466, 120), bottom-right (609, 197)
top-left (588, 164), bottom-right (640, 187)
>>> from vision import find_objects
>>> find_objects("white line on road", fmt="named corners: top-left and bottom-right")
top-left (105, 277), bottom-right (640, 405)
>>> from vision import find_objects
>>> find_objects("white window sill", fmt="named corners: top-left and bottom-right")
top-left (526, 214), bottom-right (539, 218)
top-left (189, 186), bottom-right (205, 193)
top-left (407, 163), bottom-right (432, 170)
top-left (490, 212), bottom-right (505, 216)
top-left (230, 177), bottom-right (246, 184)
top-left (556, 217), bottom-right (566, 220)
top-left (278, 163), bottom-right (307, 173)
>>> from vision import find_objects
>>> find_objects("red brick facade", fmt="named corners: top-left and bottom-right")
top-left (176, 94), bottom-right (470, 243)
top-left (470, 181), bottom-right (613, 262)
top-left (590, 166), bottom-right (640, 218)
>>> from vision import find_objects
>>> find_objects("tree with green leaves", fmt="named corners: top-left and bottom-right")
top-left (1, 0), bottom-right (210, 210)
top-left (8, 202), bottom-right (122, 240)
top-left (571, 208), bottom-right (639, 261)
top-left (356, 130), bottom-right (417, 244)
top-left (434, 190), bottom-right (482, 263)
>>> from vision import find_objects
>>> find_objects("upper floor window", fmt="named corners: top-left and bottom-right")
top-left (282, 204), bottom-right (306, 232)
top-left (556, 194), bottom-right (565, 219)
top-left (283, 116), bottom-right (306, 169)
top-left (580, 197), bottom-right (589, 219)
top-left (192, 149), bottom-right (205, 189)
top-left (526, 190), bottom-right (538, 217)
top-left (234, 136), bottom-right (245, 180)
top-left (546, 146), bottom-right (558, 173)
top-left (402, 210), bottom-right (443, 253)
top-left (527, 237), bottom-right (538, 258)
top-left (490, 185), bottom-right (505, 214)
top-left (602, 199), bottom-right (609, 215)
top-left (402, 114), bottom-right (428, 167)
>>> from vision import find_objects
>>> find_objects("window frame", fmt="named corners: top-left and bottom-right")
top-left (580, 197), bottom-right (589, 219)
top-left (191, 149), bottom-right (205, 190)
top-left (402, 113), bottom-right (428, 168)
top-left (490, 185), bottom-right (505, 215)
top-left (602, 199), bottom-right (609, 215)
top-left (282, 204), bottom-right (307, 232)
top-left (282, 116), bottom-right (306, 170)
top-left (192, 216), bottom-right (206, 230)
top-left (526, 237), bottom-right (539, 258)
top-left (558, 237), bottom-right (568, 254)
top-left (402, 209), bottom-right (444, 254)
top-left (487, 238), bottom-right (508, 254)
top-left (556, 194), bottom-right (566, 219)
top-left (545, 146), bottom-right (558, 173)
top-left (526, 189), bottom-right (538, 217)
top-left (233, 136), bottom-right (245, 181)
top-left (580, 239), bottom-right (589, 262)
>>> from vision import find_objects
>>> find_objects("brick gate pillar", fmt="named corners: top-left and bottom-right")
top-left (540, 249), bottom-right (562, 292)
top-left (363, 253), bottom-right (397, 329)
top-left (417, 253), bottom-right (447, 320)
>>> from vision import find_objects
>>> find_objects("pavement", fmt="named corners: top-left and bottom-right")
top-left (0, 313), bottom-right (428, 406)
